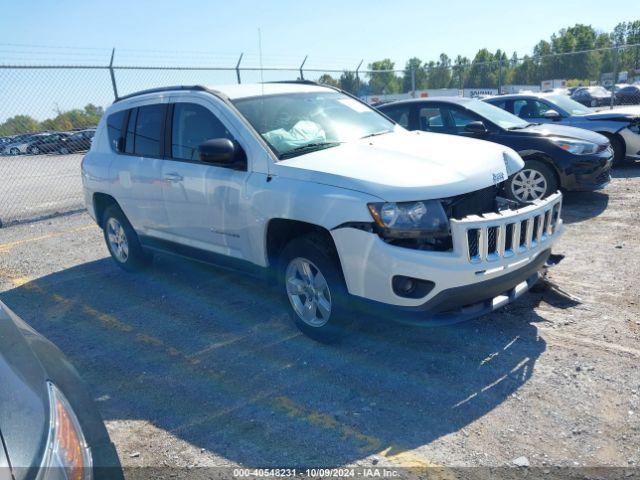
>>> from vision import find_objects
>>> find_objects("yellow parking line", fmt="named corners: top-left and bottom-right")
top-left (0, 224), bottom-right (94, 253)
top-left (10, 276), bottom-right (31, 287)
top-left (273, 395), bottom-right (383, 452)
top-left (272, 395), bottom-right (452, 476)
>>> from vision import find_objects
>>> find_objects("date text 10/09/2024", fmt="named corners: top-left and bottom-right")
top-left (232, 468), bottom-right (402, 478)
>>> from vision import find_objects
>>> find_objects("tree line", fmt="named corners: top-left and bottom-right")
top-left (318, 20), bottom-right (640, 94)
top-left (0, 104), bottom-right (103, 137)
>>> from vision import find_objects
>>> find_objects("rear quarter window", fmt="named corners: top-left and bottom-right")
top-left (106, 110), bottom-right (127, 152)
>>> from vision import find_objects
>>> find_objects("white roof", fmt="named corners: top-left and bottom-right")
top-left (209, 83), bottom-right (333, 99)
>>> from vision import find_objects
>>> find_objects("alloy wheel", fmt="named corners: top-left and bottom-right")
top-left (106, 217), bottom-right (129, 263)
top-left (511, 169), bottom-right (548, 202)
top-left (285, 257), bottom-right (332, 327)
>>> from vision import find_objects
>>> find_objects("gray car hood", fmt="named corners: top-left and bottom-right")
top-left (583, 106), bottom-right (640, 122)
top-left (0, 304), bottom-right (49, 479)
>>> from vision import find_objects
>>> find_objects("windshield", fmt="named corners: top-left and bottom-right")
top-left (544, 94), bottom-right (592, 116)
top-left (465, 99), bottom-right (530, 130)
top-left (232, 92), bottom-right (395, 159)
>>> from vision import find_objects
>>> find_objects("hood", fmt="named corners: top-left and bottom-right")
top-left (514, 123), bottom-right (609, 144)
top-left (273, 129), bottom-right (522, 202)
top-left (0, 303), bottom-right (49, 478)
top-left (584, 106), bottom-right (640, 122)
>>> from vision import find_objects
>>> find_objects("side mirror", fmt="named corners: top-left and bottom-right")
top-left (464, 121), bottom-right (488, 135)
top-left (198, 138), bottom-right (236, 164)
top-left (543, 109), bottom-right (561, 120)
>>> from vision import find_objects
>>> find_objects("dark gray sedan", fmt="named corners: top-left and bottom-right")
top-left (0, 301), bottom-right (122, 480)
top-left (484, 93), bottom-right (640, 165)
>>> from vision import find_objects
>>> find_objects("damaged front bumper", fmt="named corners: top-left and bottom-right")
top-left (333, 192), bottom-right (564, 326)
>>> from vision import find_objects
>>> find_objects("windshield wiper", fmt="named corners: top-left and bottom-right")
top-left (278, 142), bottom-right (342, 160)
top-left (360, 130), bottom-right (393, 139)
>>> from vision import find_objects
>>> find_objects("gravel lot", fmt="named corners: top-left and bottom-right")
top-left (0, 165), bottom-right (638, 478)
top-left (0, 152), bottom-right (84, 225)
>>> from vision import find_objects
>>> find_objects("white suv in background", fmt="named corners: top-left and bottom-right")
top-left (82, 82), bottom-right (564, 342)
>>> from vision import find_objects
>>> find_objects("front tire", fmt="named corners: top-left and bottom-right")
top-left (279, 233), bottom-right (350, 343)
top-left (609, 135), bottom-right (626, 166)
top-left (505, 160), bottom-right (558, 204)
top-left (102, 205), bottom-right (152, 272)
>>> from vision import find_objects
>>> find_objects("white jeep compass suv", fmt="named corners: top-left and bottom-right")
top-left (82, 82), bottom-right (564, 342)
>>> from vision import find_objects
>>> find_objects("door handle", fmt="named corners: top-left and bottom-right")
top-left (164, 172), bottom-right (183, 182)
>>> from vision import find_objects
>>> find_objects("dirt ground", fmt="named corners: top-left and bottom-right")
top-left (0, 165), bottom-right (638, 478)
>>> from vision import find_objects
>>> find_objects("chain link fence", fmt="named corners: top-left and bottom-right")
top-left (1, 45), bottom-right (639, 226)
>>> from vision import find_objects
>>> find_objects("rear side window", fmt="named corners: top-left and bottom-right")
top-left (106, 110), bottom-right (126, 152)
top-left (419, 107), bottom-right (446, 132)
top-left (381, 105), bottom-right (410, 128)
top-left (133, 104), bottom-right (165, 157)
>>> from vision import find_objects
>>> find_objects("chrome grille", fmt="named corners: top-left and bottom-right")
top-left (450, 192), bottom-right (563, 264)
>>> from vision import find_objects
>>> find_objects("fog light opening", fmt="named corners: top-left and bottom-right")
top-left (392, 276), bottom-right (435, 299)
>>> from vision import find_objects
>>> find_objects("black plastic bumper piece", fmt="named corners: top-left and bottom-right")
top-left (352, 249), bottom-right (552, 327)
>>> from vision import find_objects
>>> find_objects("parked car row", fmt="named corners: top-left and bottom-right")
top-left (567, 84), bottom-right (640, 107)
top-left (378, 97), bottom-right (613, 203)
top-left (1, 128), bottom-right (95, 156)
top-left (484, 93), bottom-right (640, 165)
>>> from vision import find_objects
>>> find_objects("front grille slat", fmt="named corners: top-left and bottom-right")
top-left (467, 229), bottom-right (480, 261)
top-left (519, 219), bottom-right (528, 249)
top-left (462, 196), bottom-right (562, 264)
top-left (487, 227), bottom-right (498, 255)
top-left (504, 223), bottom-right (514, 254)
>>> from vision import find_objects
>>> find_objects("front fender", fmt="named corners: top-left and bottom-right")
top-left (244, 174), bottom-right (382, 266)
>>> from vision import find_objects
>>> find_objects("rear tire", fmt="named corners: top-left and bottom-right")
top-left (102, 205), bottom-right (152, 272)
top-left (28, 146), bottom-right (39, 155)
top-left (279, 233), bottom-right (350, 343)
top-left (505, 160), bottom-right (558, 204)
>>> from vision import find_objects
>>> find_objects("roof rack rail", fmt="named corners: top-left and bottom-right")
top-left (113, 85), bottom-right (208, 103)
